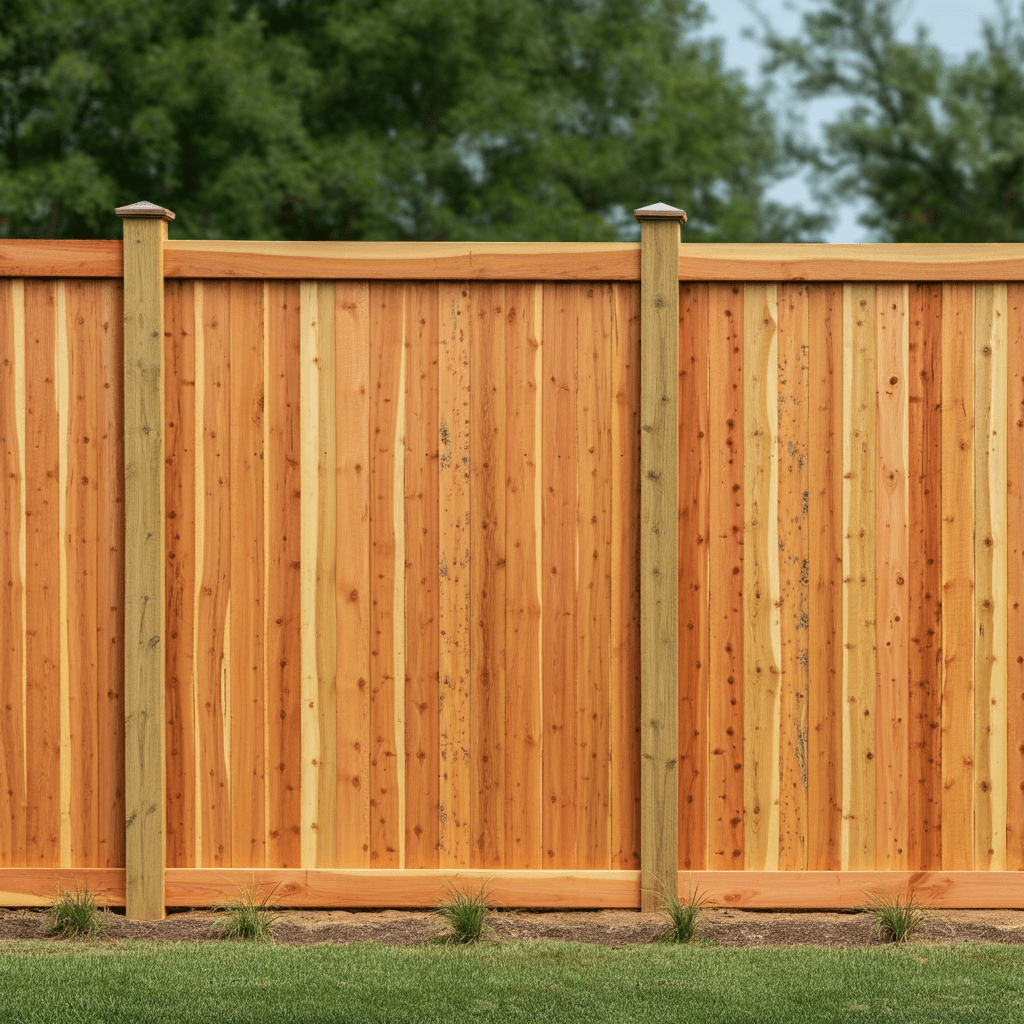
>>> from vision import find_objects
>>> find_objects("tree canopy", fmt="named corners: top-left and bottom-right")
top-left (0, 0), bottom-right (826, 240)
top-left (761, 0), bottom-right (1024, 242)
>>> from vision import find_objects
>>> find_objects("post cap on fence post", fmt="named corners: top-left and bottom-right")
top-left (634, 202), bottom-right (686, 223)
top-left (115, 201), bottom-right (176, 221)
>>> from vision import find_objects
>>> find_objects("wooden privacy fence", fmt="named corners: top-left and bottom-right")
top-left (1, 205), bottom-right (1023, 920)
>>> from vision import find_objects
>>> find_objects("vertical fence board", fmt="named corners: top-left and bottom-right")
top-left (974, 283), bottom-right (1008, 871)
top-left (707, 283), bottom-right (745, 871)
top-left (678, 282), bottom-right (709, 871)
top-left (610, 282), bottom-right (641, 870)
top-left (742, 282), bottom-right (780, 871)
top-left (165, 281), bottom-right (196, 868)
top-left (542, 282), bottom-right (578, 869)
top-left (842, 283), bottom-right (877, 871)
top-left (505, 282), bottom-right (544, 870)
top-left (404, 281), bottom-right (440, 869)
top-left (907, 283), bottom-right (944, 870)
top-left (777, 283), bottom-right (810, 872)
top-left (875, 282), bottom-right (910, 870)
top-left (470, 282), bottom-right (507, 868)
top-left (266, 280), bottom-right (303, 869)
top-left (941, 282), bottom-right (975, 872)
top-left (807, 284), bottom-right (843, 871)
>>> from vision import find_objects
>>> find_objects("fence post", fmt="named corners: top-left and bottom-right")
top-left (116, 200), bottom-right (174, 920)
top-left (635, 202), bottom-right (685, 912)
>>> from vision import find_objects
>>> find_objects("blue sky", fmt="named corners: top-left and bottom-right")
top-left (696, 0), bottom-right (1004, 240)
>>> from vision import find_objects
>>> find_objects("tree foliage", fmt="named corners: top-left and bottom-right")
top-left (761, 0), bottom-right (1024, 241)
top-left (0, 0), bottom-right (825, 240)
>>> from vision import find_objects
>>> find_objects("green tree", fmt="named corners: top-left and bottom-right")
top-left (0, 0), bottom-right (825, 240)
top-left (760, 0), bottom-right (1024, 241)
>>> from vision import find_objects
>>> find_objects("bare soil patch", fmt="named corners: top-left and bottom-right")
top-left (3, 906), bottom-right (1024, 949)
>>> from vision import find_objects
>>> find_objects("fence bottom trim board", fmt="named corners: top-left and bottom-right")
top-left (2, 870), bottom-right (1024, 910)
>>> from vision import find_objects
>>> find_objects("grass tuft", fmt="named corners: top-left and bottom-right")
top-left (858, 883), bottom-right (928, 943)
top-left (649, 872), bottom-right (711, 944)
top-left (434, 880), bottom-right (496, 944)
top-left (44, 883), bottom-right (105, 939)
top-left (211, 883), bottom-right (282, 942)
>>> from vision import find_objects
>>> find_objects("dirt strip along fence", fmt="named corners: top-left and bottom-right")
top-left (1, 210), bottom-right (1023, 918)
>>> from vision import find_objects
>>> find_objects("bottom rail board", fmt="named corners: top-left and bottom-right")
top-left (2, 870), bottom-right (1023, 911)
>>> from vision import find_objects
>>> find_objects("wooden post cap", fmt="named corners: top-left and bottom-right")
top-left (115, 201), bottom-right (176, 221)
top-left (634, 202), bottom-right (687, 223)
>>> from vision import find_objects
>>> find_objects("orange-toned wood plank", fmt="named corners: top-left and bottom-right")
top-left (505, 282), bottom-right (544, 870)
top-left (470, 283), bottom-right (507, 868)
top-left (542, 282), bottom-right (578, 869)
top-left (1006, 282), bottom-right (1024, 871)
top-left (162, 241), bottom-right (639, 281)
top-left (973, 283), bottom-right (1008, 871)
top-left (23, 280), bottom-right (60, 867)
top-left (265, 282), bottom-right (303, 869)
top-left (227, 281), bottom-right (265, 869)
top-left (196, 281), bottom-right (232, 867)
top-left (0, 240), bottom-right (123, 277)
top-left (940, 282), bottom-right (975, 872)
top-left (609, 282), bottom-right (642, 871)
top-left (0, 279), bottom-right (27, 867)
top-left (164, 281), bottom-right (197, 868)
top-left (807, 284), bottom-right (843, 871)
top-left (706, 283), bottom-right (745, 871)
top-left (333, 282), bottom-right (371, 869)
top-left (97, 280), bottom-right (124, 869)
top-left (404, 281), bottom-right (440, 869)
top-left (438, 282), bottom-right (472, 868)
top-left (577, 284), bottom-right (612, 871)
top-left (907, 284), bottom-right (943, 871)
top-left (0, 868), bottom-right (126, 906)
top-left (368, 281), bottom-right (404, 868)
top-left (874, 283), bottom-right (910, 870)
top-left (64, 281), bottom-right (100, 867)
top-left (742, 282), bottom-right (781, 872)
top-left (314, 283), bottom-right (338, 868)
top-left (776, 283), bottom-right (810, 872)
top-left (842, 283), bottom-right (877, 871)
top-left (677, 282), bottom-right (708, 871)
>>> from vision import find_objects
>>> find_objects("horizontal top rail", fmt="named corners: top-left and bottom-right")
top-left (1, 239), bottom-right (1022, 281)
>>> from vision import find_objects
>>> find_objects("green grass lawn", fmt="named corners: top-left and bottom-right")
top-left (1, 938), bottom-right (1021, 1023)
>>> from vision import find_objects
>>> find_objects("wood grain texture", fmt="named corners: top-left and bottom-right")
top-left (807, 284), bottom-right (843, 871)
top-left (0, 240), bottom-right (123, 277)
top-left (907, 283), bottom-right (943, 871)
top-left (57, 280), bottom-right (69, 869)
top-left (121, 217), bottom-right (167, 918)
top-left (609, 282), bottom-right (642, 871)
top-left (742, 282), bottom-right (780, 872)
top-left (164, 281), bottom-right (197, 868)
top-left (776, 283), bottom-right (810, 872)
top-left (940, 282), bottom-right (975, 872)
top-left (505, 282), bottom-right (544, 870)
top-left (438, 282), bottom-right (472, 868)
top-left (677, 282), bottom-right (709, 871)
top-left (332, 282), bottom-right (371, 868)
top-left (639, 218), bottom-right (680, 907)
top-left (973, 283), bottom-right (1008, 871)
top-left (842, 283), bottom-right (877, 871)
top-left (542, 282), bottom-right (579, 872)
top-left (404, 281), bottom-right (440, 869)
top-left (874, 282), bottom-right (910, 870)
top-left (266, 281), bottom-right (303, 869)
top-left (1006, 282), bottom-right (1024, 871)
top-left (707, 283), bottom-right (745, 871)
top-left (368, 281), bottom-right (405, 869)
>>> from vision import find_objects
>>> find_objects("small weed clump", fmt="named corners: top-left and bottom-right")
top-left (45, 884), bottom-right (105, 939)
top-left (650, 873), bottom-right (710, 944)
top-left (212, 883), bottom-right (282, 942)
top-left (860, 884), bottom-right (927, 943)
top-left (435, 881), bottom-right (495, 944)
